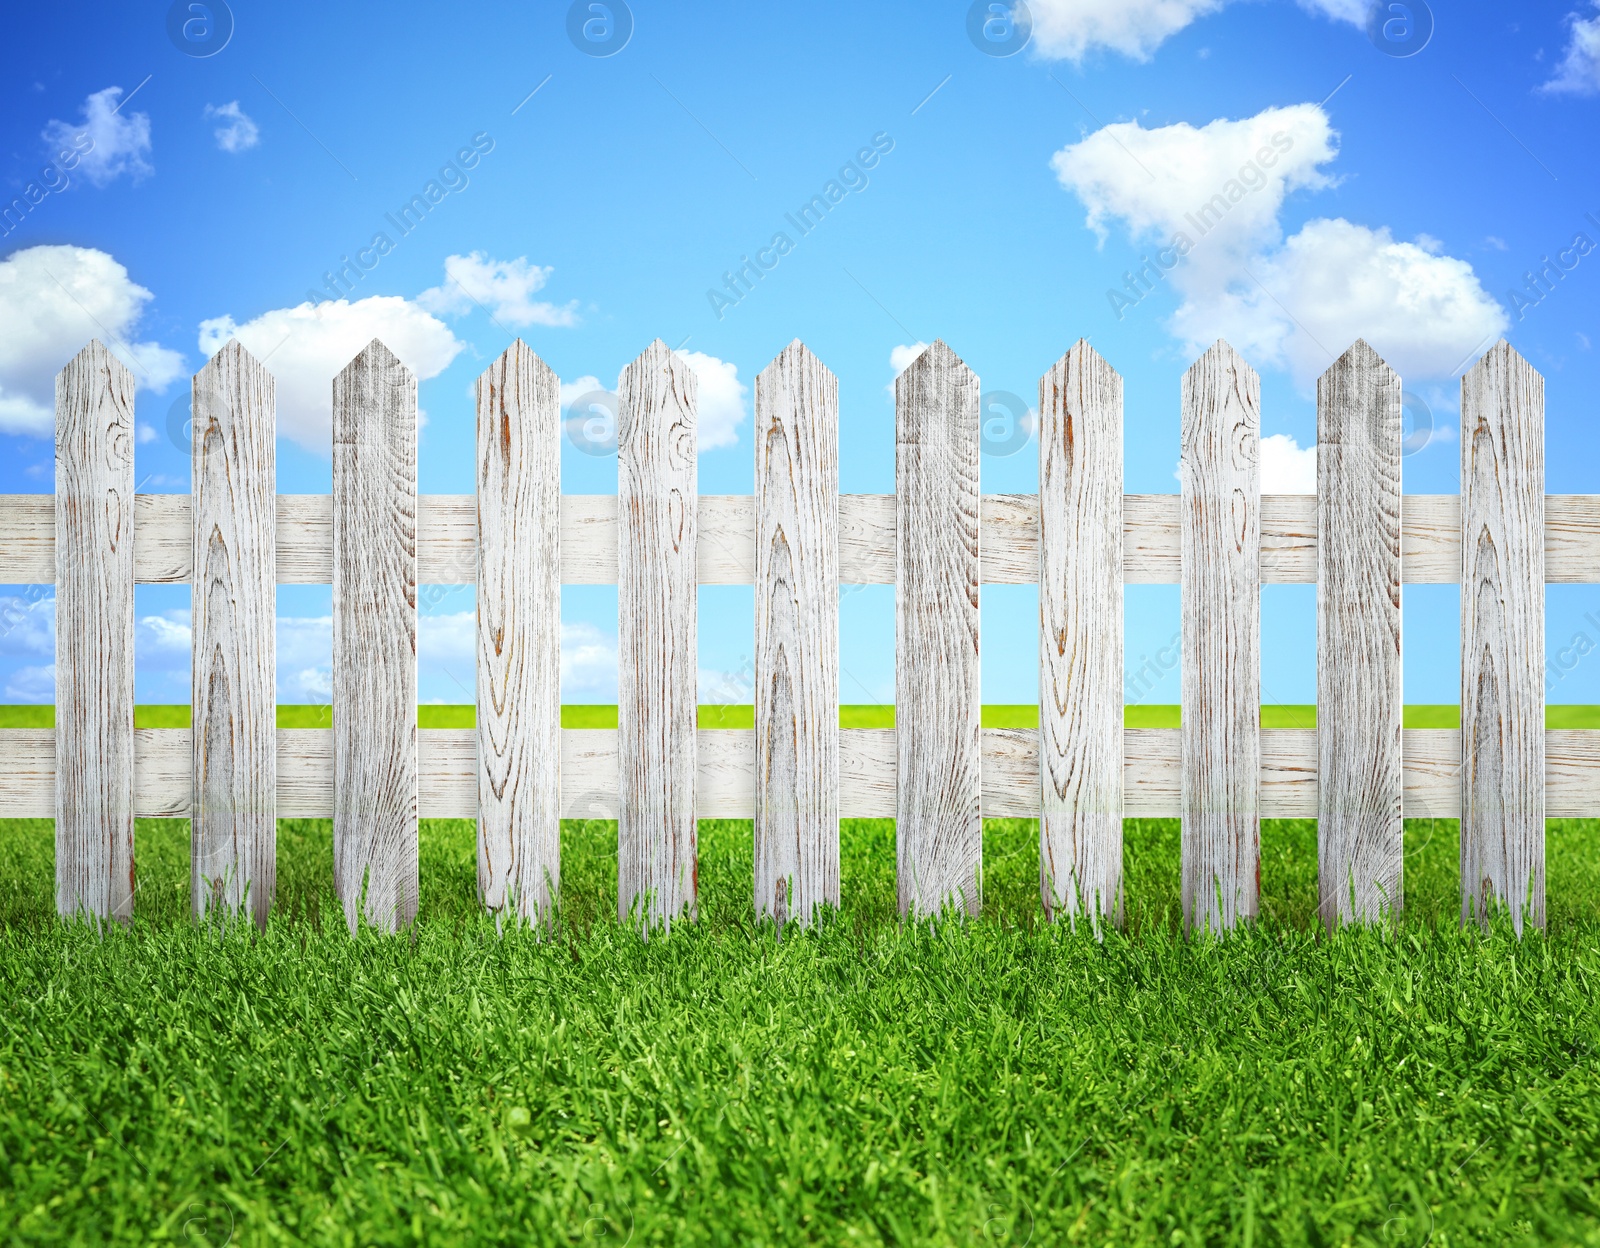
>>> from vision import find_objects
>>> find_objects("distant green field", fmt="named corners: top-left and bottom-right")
top-left (5, 703), bottom-right (1597, 730)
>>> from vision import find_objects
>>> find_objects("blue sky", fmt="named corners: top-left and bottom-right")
top-left (2, 0), bottom-right (1598, 708)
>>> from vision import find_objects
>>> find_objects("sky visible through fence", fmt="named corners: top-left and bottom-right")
top-left (0, 0), bottom-right (1597, 709)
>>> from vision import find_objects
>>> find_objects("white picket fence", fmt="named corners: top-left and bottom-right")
top-left (1, 336), bottom-right (1594, 936)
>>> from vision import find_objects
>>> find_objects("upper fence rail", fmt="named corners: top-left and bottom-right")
top-left (4, 492), bottom-right (1600, 586)
top-left (1, 334), bottom-right (1587, 941)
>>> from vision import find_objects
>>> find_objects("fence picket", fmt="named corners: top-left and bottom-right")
top-left (1180, 340), bottom-right (1261, 932)
top-left (1039, 340), bottom-right (1123, 928)
top-left (895, 341), bottom-right (981, 917)
top-left (617, 340), bottom-right (698, 927)
top-left (191, 341), bottom-right (278, 927)
top-left (1315, 340), bottom-right (1403, 927)
top-left (474, 341), bottom-right (562, 924)
top-left (332, 340), bottom-right (418, 934)
top-left (1461, 340), bottom-right (1545, 931)
top-left (54, 341), bottom-right (136, 924)
top-left (754, 340), bottom-right (839, 926)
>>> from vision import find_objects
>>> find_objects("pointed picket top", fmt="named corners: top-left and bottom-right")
top-left (1321, 338), bottom-right (1395, 386)
top-left (1463, 337), bottom-right (1537, 386)
top-left (619, 339), bottom-right (697, 448)
top-left (199, 336), bottom-right (274, 379)
top-left (897, 338), bottom-right (972, 390)
top-left (58, 339), bottom-right (133, 392)
top-left (195, 339), bottom-right (276, 427)
top-left (477, 340), bottom-right (557, 418)
top-left (483, 337), bottom-right (555, 382)
top-left (1042, 338), bottom-right (1120, 389)
top-left (337, 337), bottom-right (410, 383)
top-left (1185, 337), bottom-right (1256, 378)
top-left (758, 338), bottom-right (837, 391)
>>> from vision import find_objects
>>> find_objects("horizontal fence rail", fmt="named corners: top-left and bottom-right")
top-left (5, 727), bottom-right (1600, 819)
top-left (2, 335), bottom-right (1594, 936)
top-left (5, 492), bottom-right (1600, 585)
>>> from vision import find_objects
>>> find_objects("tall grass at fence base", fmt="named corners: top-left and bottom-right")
top-left (2, 804), bottom-right (1600, 1244)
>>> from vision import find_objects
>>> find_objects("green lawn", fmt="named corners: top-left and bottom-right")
top-left (3, 712), bottom-right (1600, 1243)
top-left (13, 704), bottom-right (1590, 730)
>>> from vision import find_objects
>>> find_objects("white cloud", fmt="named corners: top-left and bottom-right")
top-left (1174, 217), bottom-right (1509, 386)
top-left (890, 342), bottom-right (929, 375)
top-left (559, 375), bottom-right (607, 410)
top-left (1295, 0), bottom-right (1366, 23)
top-left (887, 342), bottom-right (929, 397)
top-left (41, 86), bottom-right (152, 186)
top-left (0, 594), bottom-right (54, 658)
top-left (1261, 433), bottom-right (1316, 493)
top-left (418, 252), bottom-right (578, 328)
top-left (137, 423), bottom-right (159, 443)
top-left (204, 101), bottom-right (260, 153)
top-left (137, 609), bottom-right (191, 662)
top-left (420, 610), bottom-right (475, 667)
top-left (1053, 104), bottom-right (1506, 387)
top-left (1543, 4), bottom-right (1600, 94)
top-left (5, 663), bottom-right (56, 702)
top-left (0, 245), bottom-right (184, 435)
top-left (197, 297), bottom-right (464, 452)
top-left (562, 620), bottom-right (617, 699)
top-left (677, 350), bottom-right (746, 450)
top-left (278, 615), bottom-right (331, 703)
top-left (1028, 0), bottom-right (1228, 61)
top-left (1052, 104), bottom-right (1338, 289)
top-left (1027, 0), bottom-right (1371, 61)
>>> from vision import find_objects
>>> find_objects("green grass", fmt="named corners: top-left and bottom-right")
top-left (11, 705), bottom-right (1600, 731)
top-left (4, 712), bottom-right (1600, 1243)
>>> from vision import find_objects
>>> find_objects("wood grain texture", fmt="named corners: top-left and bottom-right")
top-left (54, 341), bottom-right (136, 924)
top-left (332, 340), bottom-right (418, 934)
top-left (9, 725), bottom-right (1600, 821)
top-left (1038, 340), bottom-right (1123, 927)
top-left (617, 340), bottom-right (698, 928)
top-left (1316, 340), bottom-right (1403, 928)
top-left (191, 341), bottom-right (277, 927)
top-left (1461, 341), bottom-right (1545, 932)
top-left (895, 340), bottom-right (982, 917)
top-left (476, 341), bottom-right (562, 924)
top-left (1180, 341), bottom-right (1261, 933)
top-left (753, 340), bottom-right (839, 926)
top-left (7, 490), bottom-right (1599, 586)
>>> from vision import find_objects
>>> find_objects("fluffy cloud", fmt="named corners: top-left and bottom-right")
top-left (420, 609), bottom-right (475, 667)
top-left (1053, 104), bottom-right (1506, 387)
top-left (1053, 104), bottom-right (1338, 291)
top-left (557, 352), bottom-right (746, 453)
top-left (1295, 0), bottom-right (1367, 23)
top-left (0, 594), bottom-right (54, 659)
top-left (1028, 0), bottom-right (1228, 61)
top-left (1177, 217), bottom-right (1508, 387)
top-left (204, 101), bottom-right (260, 152)
top-left (678, 350), bottom-right (746, 450)
top-left (197, 297), bottom-right (464, 452)
top-left (890, 342), bottom-right (929, 375)
top-left (5, 664), bottom-right (55, 702)
top-left (0, 245), bottom-right (184, 435)
top-left (1543, 4), bottom-right (1600, 94)
top-left (886, 342), bottom-right (929, 396)
top-left (278, 615), bottom-right (332, 703)
top-left (418, 252), bottom-right (578, 328)
top-left (41, 86), bottom-right (152, 186)
top-left (1261, 433), bottom-right (1316, 493)
top-left (562, 620), bottom-right (617, 700)
top-left (1028, 0), bottom-right (1367, 60)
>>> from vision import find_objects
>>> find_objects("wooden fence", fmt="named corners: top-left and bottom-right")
top-left (1, 336), bottom-right (1595, 936)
